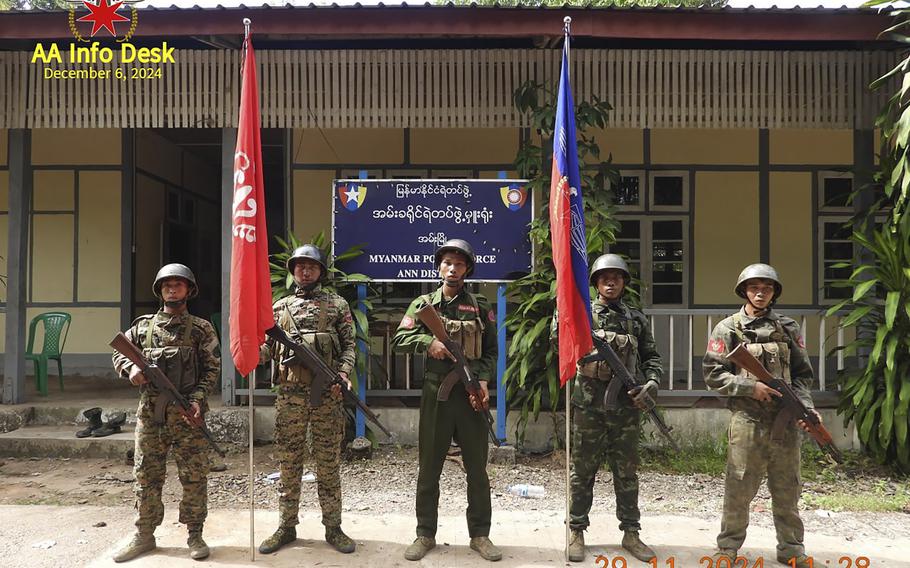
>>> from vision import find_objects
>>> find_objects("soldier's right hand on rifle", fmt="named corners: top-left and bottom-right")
top-left (751, 381), bottom-right (782, 403)
top-left (427, 339), bottom-right (456, 362)
top-left (128, 366), bottom-right (148, 386)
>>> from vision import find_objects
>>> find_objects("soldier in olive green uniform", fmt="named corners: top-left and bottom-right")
top-left (392, 239), bottom-right (502, 562)
top-left (704, 264), bottom-right (818, 568)
top-left (258, 244), bottom-right (358, 555)
top-left (562, 254), bottom-right (662, 563)
top-left (111, 264), bottom-right (221, 563)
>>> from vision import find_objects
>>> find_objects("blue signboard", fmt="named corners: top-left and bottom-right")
top-left (332, 179), bottom-right (533, 282)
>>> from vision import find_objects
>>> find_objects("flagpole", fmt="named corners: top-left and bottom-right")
top-left (562, 15), bottom-right (572, 564)
top-left (241, 19), bottom-right (256, 563)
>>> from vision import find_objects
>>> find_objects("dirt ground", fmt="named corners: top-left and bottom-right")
top-left (1, 447), bottom-right (908, 567)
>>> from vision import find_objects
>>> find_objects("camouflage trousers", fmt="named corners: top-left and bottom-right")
top-left (718, 410), bottom-right (804, 558)
top-left (417, 373), bottom-right (491, 539)
top-left (133, 400), bottom-right (211, 532)
top-left (275, 386), bottom-right (344, 529)
top-left (569, 377), bottom-right (642, 532)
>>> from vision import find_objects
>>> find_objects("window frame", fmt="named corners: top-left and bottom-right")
top-left (611, 170), bottom-right (646, 212)
top-left (613, 214), bottom-right (689, 308)
top-left (648, 170), bottom-right (690, 212)
top-left (817, 171), bottom-right (854, 213)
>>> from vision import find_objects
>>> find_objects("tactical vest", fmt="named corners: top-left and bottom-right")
top-left (729, 312), bottom-right (793, 417)
top-left (423, 292), bottom-right (485, 360)
top-left (141, 314), bottom-right (199, 397)
top-left (577, 308), bottom-right (638, 381)
top-left (277, 298), bottom-right (339, 385)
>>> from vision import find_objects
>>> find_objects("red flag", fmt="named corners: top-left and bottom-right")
top-left (551, 31), bottom-right (593, 387)
top-left (229, 36), bottom-right (273, 377)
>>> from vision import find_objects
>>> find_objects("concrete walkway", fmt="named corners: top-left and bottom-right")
top-left (1, 506), bottom-right (907, 568)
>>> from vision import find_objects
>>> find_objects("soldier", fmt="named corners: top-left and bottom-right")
top-left (704, 264), bottom-right (818, 568)
top-left (564, 254), bottom-right (663, 563)
top-left (392, 239), bottom-right (502, 562)
top-left (111, 264), bottom-right (220, 562)
top-left (258, 244), bottom-right (357, 555)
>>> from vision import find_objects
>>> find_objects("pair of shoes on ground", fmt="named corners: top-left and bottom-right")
top-left (75, 407), bottom-right (126, 438)
top-left (567, 529), bottom-right (656, 563)
top-left (714, 548), bottom-right (813, 568)
top-left (258, 525), bottom-right (356, 555)
top-left (404, 535), bottom-right (503, 562)
top-left (113, 526), bottom-right (209, 563)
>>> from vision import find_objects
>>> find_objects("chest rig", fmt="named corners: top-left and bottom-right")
top-left (277, 296), bottom-right (339, 385)
top-left (577, 304), bottom-right (638, 381)
top-left (731, 313), bottom-right (792, 384)
top-left (424, 292), bottom-right (485, 360)
top-left (141, 314), bottom-right (199, 397)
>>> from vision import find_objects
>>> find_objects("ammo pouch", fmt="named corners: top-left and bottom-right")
top-left (739, 341), bottom-right (791, 384)
top-left (578, 330), bottom-right (638, 381)
top-left (279, 331), bottom-right (338, 385)
top-left (142, 316), bottom-right (199, 398)
top-left (444, 317), bottom-right (483, 360)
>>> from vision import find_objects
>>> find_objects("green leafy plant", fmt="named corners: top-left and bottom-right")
top-left (503, 80), bottom-right (623, 446)
top-left (829, 2), bottom-right (910, 472)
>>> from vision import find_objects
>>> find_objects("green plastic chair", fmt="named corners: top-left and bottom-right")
top-left (25, 311), bottom-right (72, 396)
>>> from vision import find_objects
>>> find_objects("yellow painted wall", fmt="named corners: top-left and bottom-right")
top-left (32, 214), bottom-right (75, 302)
top-left (136, 130), bottom-right (181, 186)
top-left (410, 128), bottom-right (517, 165)
top-left (694, 172), bottom-right (759, 304)
top-left (135, 173), bottom-right (165, 304)
top-left (588, 128), bottom-right (643, 164)
top-left (31, 129), bottom-right (120, 165)
top-left (769, 129), bottom-right (852, 164)
top-left (769, 172), bottom-right (813, 305)
top-left (77, 171), bottom-right (121, 302)
top-left (651, 129), bottom-right (759, 165)
top-left (293, 128), bottom-right (404, 164)
top-left (292, 170), bottom-right (335, 239)
top-left (33, 170), bottom-right (74, 211)
top-left (0, 128), bottom-right (7, 166)
top-left (25, 307), bottom-right (120, 354)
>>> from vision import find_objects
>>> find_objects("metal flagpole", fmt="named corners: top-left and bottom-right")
top-left (242, 18), bottom-right (256, 562)
top-left (562, 15), bottom-right (573, 564)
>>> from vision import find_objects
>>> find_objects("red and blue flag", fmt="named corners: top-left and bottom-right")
top-left (550, 34), bottom-right (593, 387)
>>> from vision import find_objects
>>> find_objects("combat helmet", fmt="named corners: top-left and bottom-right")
top-left (153, 263), bottom-right (198, 299)
top-left (589, 253), bottom-right (631, 287)
top-left (434, 239), bottom-right (476, 277)
top-left (734, 263), bottom-right (782, 302)
top-left (286, 244), bottom-right (328, 278)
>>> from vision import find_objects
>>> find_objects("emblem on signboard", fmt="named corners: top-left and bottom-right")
top-left (499, 184), bottom-right (528, 211)
top-left (338, 184), bottom-right (368, 212)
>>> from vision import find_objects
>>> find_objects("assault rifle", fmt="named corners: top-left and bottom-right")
top-left (414, 303), bottom-right (501, 447)
top-left (264, 325), bottom-right (392, 438)
top-left (109, 332), bottom-right (225, 457)
top-left (726, 344), bottom-right (843, 463)
top-left (578, 332), bottom-right (680, 452)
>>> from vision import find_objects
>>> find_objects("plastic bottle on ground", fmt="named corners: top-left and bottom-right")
top-left (506, 484), bottom-right (545, 498)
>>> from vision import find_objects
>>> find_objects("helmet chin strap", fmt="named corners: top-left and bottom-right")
top-left (296, 280), bottom-right (319, 293)
top-left (164, 298), bottom-right (187, 309)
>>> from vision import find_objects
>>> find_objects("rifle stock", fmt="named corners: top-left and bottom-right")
top-left (726, 344), bottom-right (843, 463)
top-left (265, 325), bottom-right (392, 438)
top-left (109, 332), bottom-right (225, 457)
top-left (414, 303), bottom-right (501, 447)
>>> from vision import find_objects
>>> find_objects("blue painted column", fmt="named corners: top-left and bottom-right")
top-left (495, 171), bottom-right (509, 443)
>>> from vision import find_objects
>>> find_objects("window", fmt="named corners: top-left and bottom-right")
top-left (817, 172), bottom-right (854, 303)
top-left (818, 172), bottom-right (853, 211)
top-left (612, 217), bottom-right (688, 307)
top-left (648, 171), bottom-right (689, 211)
top-left (610, 171), bottom-right (645, 211)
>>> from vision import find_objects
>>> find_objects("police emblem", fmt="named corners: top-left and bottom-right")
top-left (338, 184), bottom-right (368, 212)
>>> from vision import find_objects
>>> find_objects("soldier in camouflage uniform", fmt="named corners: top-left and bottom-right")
top-left (561, 254), bottom-right (663, 563)
top-left (111, 264), bottom-right (221, 563)
top-left (258, 244), bottom-right (358, 555)
top-left (704, 264), bottom-right (818, 568)
top-left (392, 239), bottom-right (502, 562)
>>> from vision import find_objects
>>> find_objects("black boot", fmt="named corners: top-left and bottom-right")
top-left (93, 412), bottom-right (127, 437)
top-left (75, 407), bottom-right (103, 438)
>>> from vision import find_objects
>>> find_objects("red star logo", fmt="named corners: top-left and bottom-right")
top-left (77, 0), bottom-right (130, 37)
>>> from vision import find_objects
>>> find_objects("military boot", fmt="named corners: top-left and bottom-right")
top-left (75, 407), bottom-right (103, 438)
top-left (325, 526), bottom-right (355, 553)
top-left (621, 530), bottom-right (656, 562)
top-left (714, 548), bottom-right (738, 565)
top-left (93, 411), bottom-right (127, 437)
top-left (187, 526), bottom-right (209, 560)
top-left (568, 529), bottom-right (586, 562)
top-left (404, 536), bottom-right (436, 561)
top-left (778, 553), bottom-right (812, 568)
top-left (112, 531), bottom-right (156, 563)
top-left (258, 526), bottom-right (296, 554)
top-left (470, 536), bottom-right (503, 562)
